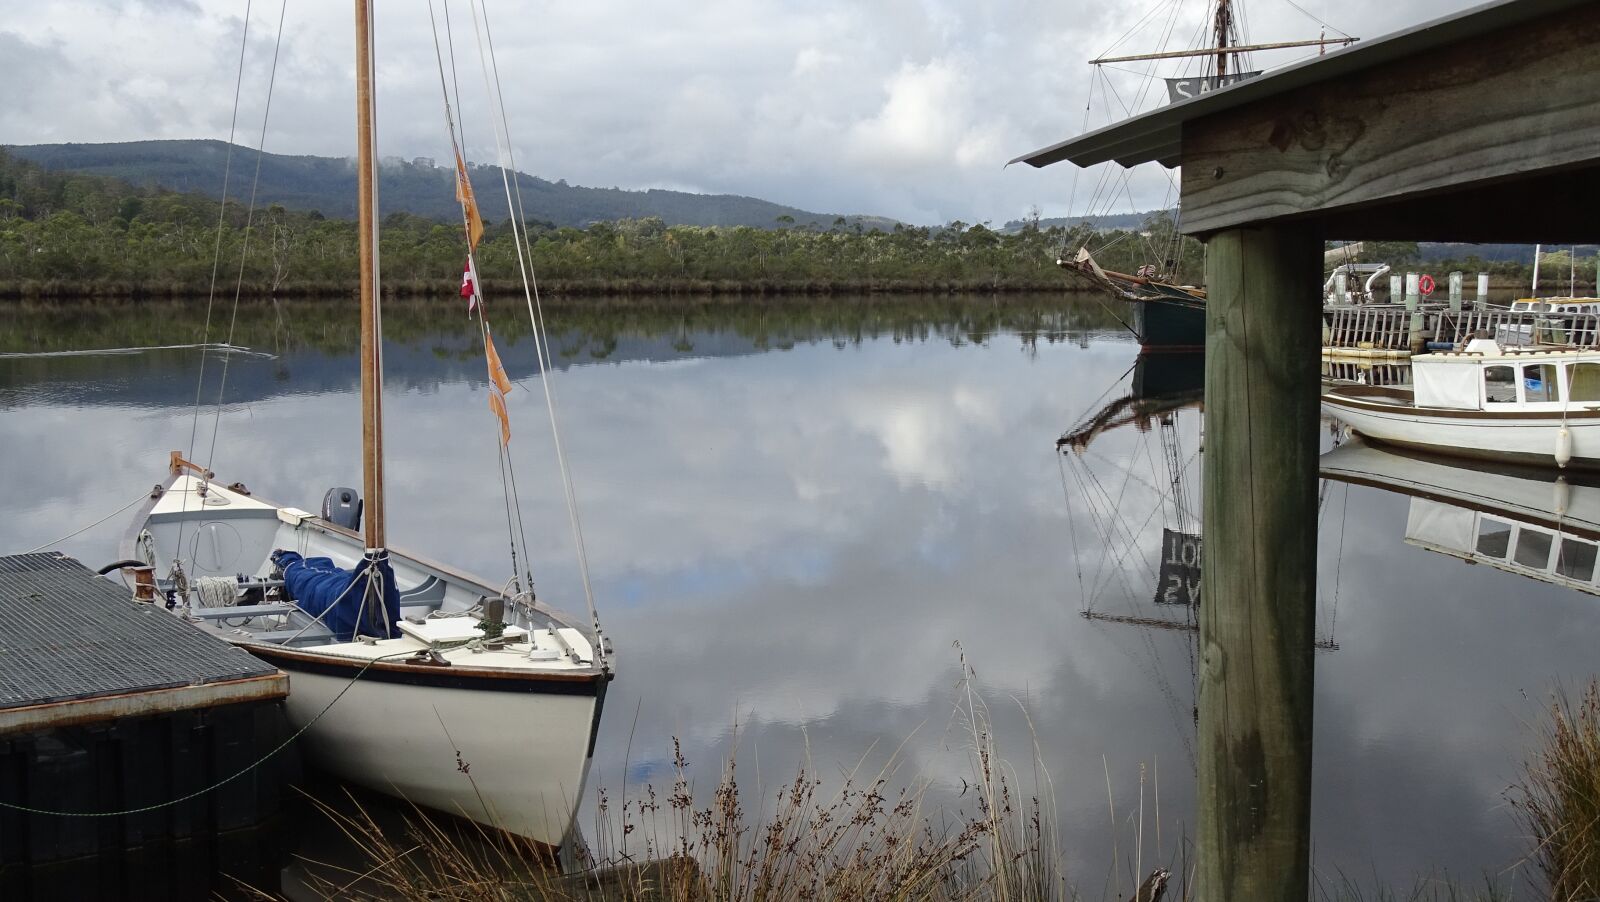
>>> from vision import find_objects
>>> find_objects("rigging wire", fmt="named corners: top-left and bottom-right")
top-left (1281, 0), bottom-right (1351, 39)
top-left (1056, 451), bottom-right (1089, 607)
top-left (1095, 0), bottom-right (1180, 61)
top-left (175, 0), bottom-right (255, 595)
top-left (425, 0), bottom-right (532, 593)
top-left (10, 493), bottom-right (152, 557)
top-left (206, 0), bottom-right (290, 473)
top-left (467, 0), bottom-right (607, 664)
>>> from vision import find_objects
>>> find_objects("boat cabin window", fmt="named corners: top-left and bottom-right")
top-left (1569, 362), bottom-right (1600, 402)
top-left (1514, 528), bottom-right (1554, 569)
top-left (1557, 538), bottom-right (1599, 582)
top-left (1523, 363), bottom-right (1563, 403)
top-left (1476, 518), bottom-right (1512, 557)
top-left (1483, 365), bottom-right (1518, 404)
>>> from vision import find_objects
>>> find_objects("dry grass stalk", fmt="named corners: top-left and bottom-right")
top-left (290, 663), bottom-right (1079, 901)
top-left (1510, 681), bottom-right (1600, 900)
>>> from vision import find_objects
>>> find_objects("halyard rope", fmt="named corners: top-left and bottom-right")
top-left (467, 0), bottom-right (608, 666)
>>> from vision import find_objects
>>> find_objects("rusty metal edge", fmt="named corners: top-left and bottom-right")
top-left (0, 672), bottom-right (288, 737)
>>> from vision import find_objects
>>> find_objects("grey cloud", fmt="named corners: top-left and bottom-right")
top-left (9, 0), bottom-right (1481, 224)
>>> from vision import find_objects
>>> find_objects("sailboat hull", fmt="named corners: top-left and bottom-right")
top-left (1134, 298), bottom-right (1207, 351)
top-left (1322, 390), bottom-right (1600, 470)
top-left (255, 645), bottom-right (604, 848)
top-left (121, 474), bottom-right (611, 850)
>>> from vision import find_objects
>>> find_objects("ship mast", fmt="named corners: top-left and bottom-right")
top-left (355, 0), bottom-right (385, 551)
top-left (1214, 0), bottom-right (1233, 78)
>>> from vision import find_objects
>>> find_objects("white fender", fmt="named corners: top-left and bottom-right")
top-left (1556, 427), bottom-right (1574, 468)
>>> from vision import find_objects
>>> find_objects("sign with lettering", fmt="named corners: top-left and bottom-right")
top-left (1165, 71), bottom-right (1262, 103)
top-left (1154, 529), bottom-right (1202, 606)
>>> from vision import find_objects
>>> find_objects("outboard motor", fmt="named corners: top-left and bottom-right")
top-left (321, 487), bottom-right (363, 530)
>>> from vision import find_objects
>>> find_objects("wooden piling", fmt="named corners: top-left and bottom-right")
top-left (1200, 226), bottom-right (1320, 900)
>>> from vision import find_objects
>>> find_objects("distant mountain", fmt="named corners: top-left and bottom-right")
top-left (6, 140), bottom-right (897, 231)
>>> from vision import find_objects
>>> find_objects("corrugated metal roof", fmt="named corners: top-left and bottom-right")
top-left (1010, 0), bottom-right (1596, 170)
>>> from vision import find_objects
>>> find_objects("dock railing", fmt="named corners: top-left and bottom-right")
top-left (1324, 305), bottom-right (1600, 353)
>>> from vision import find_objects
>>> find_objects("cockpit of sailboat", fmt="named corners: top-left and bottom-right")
top-left (127, 474), bottom-right (600, 669)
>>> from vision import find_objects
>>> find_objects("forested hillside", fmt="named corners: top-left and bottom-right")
top-left (2, 147), bottom-right (1204, 298)
top-left (7, 140), bottom-right (896, 231)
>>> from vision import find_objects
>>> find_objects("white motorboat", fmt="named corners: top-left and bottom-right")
top-left (1321, 340), bottom-right (1600, 470)
top-left (118, 0), bottom-right (611, 851)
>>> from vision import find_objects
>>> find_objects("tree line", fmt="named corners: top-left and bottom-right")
top-left (0, 148), bottom-right (1206, 300)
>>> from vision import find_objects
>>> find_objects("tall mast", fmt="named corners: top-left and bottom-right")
top-left (1214, 0), bottom-right (1233, 78)
top-left (355, 0), bottom-right (385, 550)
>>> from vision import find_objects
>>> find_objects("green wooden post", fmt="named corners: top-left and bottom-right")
top-left (1199, 225), bottom-right (1320, 900)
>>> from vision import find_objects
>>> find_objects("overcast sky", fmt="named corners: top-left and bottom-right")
top-left (8, 0), bottom-right (1477, 225)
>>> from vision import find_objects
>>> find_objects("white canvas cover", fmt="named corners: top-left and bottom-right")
top-left (1404, 499), bottom-right (1476, 554)
top-left (1412, 358), bottom-right (1482, 410)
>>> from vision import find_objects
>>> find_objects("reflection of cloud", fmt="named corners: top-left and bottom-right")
top-left (5, 319), bottom-right (1595, 887)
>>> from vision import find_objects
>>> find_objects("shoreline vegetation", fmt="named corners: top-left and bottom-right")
top-left (12, 147), bottom-right (1586, 303)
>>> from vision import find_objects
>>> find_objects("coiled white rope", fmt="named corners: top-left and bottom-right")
top-left (196, 576), bottom-right (238, 608)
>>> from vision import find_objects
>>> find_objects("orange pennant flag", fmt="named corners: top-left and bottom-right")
top-left (485, 330), bottom-right (513, 396)
top-left (454, 151), bottom-right (485, 250)
top-left (488, 389), bottom-right (511, 445)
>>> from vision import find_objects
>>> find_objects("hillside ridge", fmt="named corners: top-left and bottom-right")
top-left (6, 139), bottom-right (897, 231)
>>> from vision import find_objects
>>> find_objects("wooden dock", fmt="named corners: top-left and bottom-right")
top-left (0, 553), bottom-right (296, 900)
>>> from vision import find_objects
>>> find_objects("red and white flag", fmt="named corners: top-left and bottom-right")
top-left (460, 256), bottom-right (480, 313)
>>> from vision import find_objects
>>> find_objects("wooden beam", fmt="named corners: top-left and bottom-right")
top-left (1178, 10), bottom-right (1600, 235)
top-left (1312, 165), bottom-right (1600, 243)
top-left (1092, 37), bottom-right (1356, 65)
top-left (1198, 225), bottom-right (1320, 897)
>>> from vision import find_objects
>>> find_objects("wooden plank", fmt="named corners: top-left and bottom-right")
top-left (1178, 10), bottom-right (1600, 236)
top-left (1199, 225), bottom-right (1320, 898)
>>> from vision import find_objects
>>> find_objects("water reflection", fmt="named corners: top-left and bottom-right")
top-left (1322, 439), bottom-right (1600, 596)
top-left (0, 297), bottom-right (1595, 890)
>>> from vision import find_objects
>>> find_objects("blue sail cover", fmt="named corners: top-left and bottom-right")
top-left (272, 550), bottom-right (401, 642)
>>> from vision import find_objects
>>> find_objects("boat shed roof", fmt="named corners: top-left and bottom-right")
top-left (1010, 0), bottom-right (1594, 171)
top-left (1010, 0), bottom-right (1600, 241)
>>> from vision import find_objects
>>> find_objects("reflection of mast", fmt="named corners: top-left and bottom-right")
top-left (1058, 391), bottom-right (1203, 452)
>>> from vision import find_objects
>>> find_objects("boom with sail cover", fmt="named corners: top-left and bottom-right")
top-left (271, 550), bottom-right (400, 642)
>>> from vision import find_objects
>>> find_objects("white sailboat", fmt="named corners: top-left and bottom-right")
top-left (118, 0), bottom-right (610, 851)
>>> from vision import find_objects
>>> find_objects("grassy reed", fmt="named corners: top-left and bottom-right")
top-left (1510, 681), bottom-right (1600, 900)
top-left (284, 665), bottom-right (1119, 901)
top-left (277, 674), bottom-right (1600, 901)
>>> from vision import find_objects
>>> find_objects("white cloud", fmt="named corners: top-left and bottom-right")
top-left (5, 0), bottom-right (1480, 225)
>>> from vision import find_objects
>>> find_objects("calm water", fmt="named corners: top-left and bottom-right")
top-left (0, 296), bottom-right (1592, 891)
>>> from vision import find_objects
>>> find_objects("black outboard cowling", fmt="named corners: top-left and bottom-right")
top-left (321, 487), bottom-right (363, 530)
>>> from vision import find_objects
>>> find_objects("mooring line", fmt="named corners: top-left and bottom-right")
top-left (0, 343), bottom-right (274, 360)
top-left (9, 493), bottom-right (153, 557)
